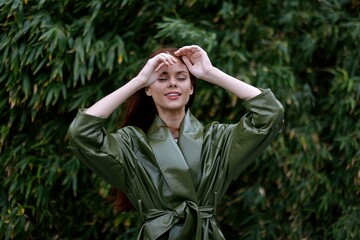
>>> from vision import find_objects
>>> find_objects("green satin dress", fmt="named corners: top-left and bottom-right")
top-left (68, 89), bottom-right (284, 239)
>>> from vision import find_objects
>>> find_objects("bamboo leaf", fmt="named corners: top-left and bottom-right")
top-left (1, 0), bottom-right (359, 239)
top-left (22, 75), bottom-right (30, 98)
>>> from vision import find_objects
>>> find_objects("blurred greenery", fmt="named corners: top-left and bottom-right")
top-left (1, 0), bottom-right (359, 239)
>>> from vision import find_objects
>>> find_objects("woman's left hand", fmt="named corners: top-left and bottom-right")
top-left (174, 45), bottom-right (214, 80)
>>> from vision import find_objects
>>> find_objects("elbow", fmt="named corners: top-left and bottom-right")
top-left (274, 100), bottom-right (285, 122)
top-left (67, 119), bottom-right (85, 146)
top-left (67, 122), bottom-right (79, 146)
top-left (259, 100), bottom-right (285, 131)
top-left (269, 101), bottom-right (285, 130)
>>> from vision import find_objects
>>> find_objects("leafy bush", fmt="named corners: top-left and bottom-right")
top-left (1, 0), bottom-right (359, 239)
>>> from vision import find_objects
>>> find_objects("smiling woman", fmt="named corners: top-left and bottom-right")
top-left (145, 55), bottom-right (194, 133)
top-left (68, 45), bottom-right (284, 239)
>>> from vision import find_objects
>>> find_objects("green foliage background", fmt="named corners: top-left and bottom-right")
top-left (1, 0), bottom-right (359, 239)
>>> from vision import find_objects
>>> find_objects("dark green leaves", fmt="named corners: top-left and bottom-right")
top-left (1, 0), bottom-right (359, 239)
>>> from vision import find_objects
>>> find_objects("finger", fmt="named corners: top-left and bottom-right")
top-left (156, 57), bottom-right (170, 68)
top-left (181, 56), bottom-right (193, 68)
top-left (168, 55), bottom-right (178, 64)
top-left (174, 50), bottom-right (183, 56)
top-left (176, 46), bottom-right (203, 58)
top-left (190, 45), bottom-right (198, 53)
top-left (155, 62), bottom-right (165, 72)
top-left (190, 45), bottom-right (203, 53)
top-left (175, 46), bottom-right (193, 56)
top-left (158, 53), bottom-right (177, 64)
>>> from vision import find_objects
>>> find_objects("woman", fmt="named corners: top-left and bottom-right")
top-left (68, 45), bottom-right (284, 239)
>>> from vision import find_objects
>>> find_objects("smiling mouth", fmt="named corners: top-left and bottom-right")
top-left (165, 93), bottom-right (181, 96)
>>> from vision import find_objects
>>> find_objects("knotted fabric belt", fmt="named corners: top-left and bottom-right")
top-left (140, 201), bottom-right (214, 239)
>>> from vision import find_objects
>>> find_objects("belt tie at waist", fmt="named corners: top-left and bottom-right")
top-left (141, 201), bottom-right (214, 239)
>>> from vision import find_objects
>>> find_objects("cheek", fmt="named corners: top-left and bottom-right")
top-left (148, 83), bottom-right (162, 95)
top-left (186, 84), bottom-right (194, 94)
top-left (189, 85), bottom-right (193, 94)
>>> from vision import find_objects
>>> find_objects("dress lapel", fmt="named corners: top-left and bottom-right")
top-left (147, 113), bottom-right (199, 202)
top-left (177, 110), bottom-right (203, 189)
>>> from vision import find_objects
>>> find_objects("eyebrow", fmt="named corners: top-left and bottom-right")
top-left (161, 71), bottom-right (188, 75)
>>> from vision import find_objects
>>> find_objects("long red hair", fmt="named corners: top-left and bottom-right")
top-left (110, 47), bottom-right (197, 212)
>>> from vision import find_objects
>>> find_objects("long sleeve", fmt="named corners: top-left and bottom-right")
top-left (67, 110), bottom-right (133, 191)
top-left (210, 89), bottom-right (284, 182)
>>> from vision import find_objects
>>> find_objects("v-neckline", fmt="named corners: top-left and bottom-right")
top-left (147, 110), bottom-right (203, 201)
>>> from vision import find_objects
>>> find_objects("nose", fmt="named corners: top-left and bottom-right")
top-left (168, 77), bottom-right (177, 87)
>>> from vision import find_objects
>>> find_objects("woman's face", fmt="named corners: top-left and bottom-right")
top-left (146, 59), bottom-right (193, 115)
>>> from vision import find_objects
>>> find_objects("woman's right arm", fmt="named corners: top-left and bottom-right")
top-left (67, 53), bottom-right (178, 189)
top-left (85, 53), bottom-right (178, 118)
top-left (85, 78), bottom-right (144, 118)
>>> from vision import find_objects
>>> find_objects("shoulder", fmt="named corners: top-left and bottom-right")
top-left (115, 126), bottom-right (147, 141)
top-left (113, 126), bottom-right (148, 151)
top-left (203, 121), bottom-right (236, 143)
top-left (244, 89), bottom-right (284, 116)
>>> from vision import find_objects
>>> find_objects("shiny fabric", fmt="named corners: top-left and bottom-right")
top-left (68, 89), bottom-right (284, 239)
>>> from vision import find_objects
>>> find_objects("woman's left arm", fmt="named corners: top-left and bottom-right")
top-left (175, 45), bottom-right (261, 100)
top-left (176, 45), bottom-right (284, 181)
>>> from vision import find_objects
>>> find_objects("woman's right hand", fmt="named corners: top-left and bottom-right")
top-left (136, 53), bottom-right (178, 87)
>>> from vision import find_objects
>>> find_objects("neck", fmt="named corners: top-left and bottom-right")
top-left (157, 109), bottom-right (185, 138)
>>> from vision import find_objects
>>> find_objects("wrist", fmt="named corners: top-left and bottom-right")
top-left (202, 67), bottom-right (221, 83)
top-left (132, 76), bottom-right (148, 89)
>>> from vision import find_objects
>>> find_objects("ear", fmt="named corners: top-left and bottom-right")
top-left (145, 87), bottom-right (151, 96)
top-left (189, 86), bottom-right (193, 95)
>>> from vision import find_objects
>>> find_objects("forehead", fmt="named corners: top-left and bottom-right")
top-left (162, 61), bottom-right (189, 74)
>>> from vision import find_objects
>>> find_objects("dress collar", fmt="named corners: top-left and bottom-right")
top-left (147, 109), bottom-right (203, 201)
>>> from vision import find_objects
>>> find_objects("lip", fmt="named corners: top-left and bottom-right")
top-left (165, 91), bottom-right (182, 96)
top-left (165, 91), bottom-right (182, 100)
